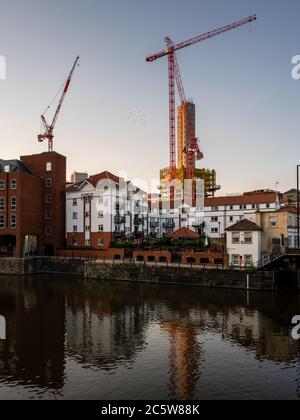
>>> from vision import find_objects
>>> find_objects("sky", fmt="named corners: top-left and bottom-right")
top-left (0, 0), bottom-right (299, 194)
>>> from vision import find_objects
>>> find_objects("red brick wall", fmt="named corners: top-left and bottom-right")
top-left (57, 247), bottom-right (125, 260)
top-left (181, 251), bottom-right (227, 265)
top-left (133, 250), bottom-right (172, 263)
top-left (21, 152), bottom-right (66, 254)
top-left (0, 171), bottom-right (42, 257)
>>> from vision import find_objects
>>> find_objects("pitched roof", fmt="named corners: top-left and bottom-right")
top-left (278, 206), bottom-right (298, 214)
top-left (0, 159), bottom-right (34, 175)
top-left (169, 227), bottom-right (199, 239)
top-left (205, 192), bottom-right (277, 207)
top-left (226, 219), bottom-right (263, 232)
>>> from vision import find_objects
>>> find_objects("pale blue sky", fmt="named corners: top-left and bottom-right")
top-left (0, 0), bottom-right (299, 193)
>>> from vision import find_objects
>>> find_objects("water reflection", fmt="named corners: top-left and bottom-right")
top-left (0, 276), bottom-right (299, 399)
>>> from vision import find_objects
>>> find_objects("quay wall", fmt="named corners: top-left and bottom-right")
top-left (0, 257), bottom-right (273, 290)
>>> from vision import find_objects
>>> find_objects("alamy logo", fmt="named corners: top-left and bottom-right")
top-left (0, 315), bottom-right (6, 340)
top-left (0, 55), bottom-right (6, 80)
top-left (291, 316), bottom-right (300, 340)
top-left (292, 55), bottom-right (300, 80)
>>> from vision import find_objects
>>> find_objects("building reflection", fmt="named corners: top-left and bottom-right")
top-left (0, 278), bottom-right (299, 397)
top-left (0, 277), bottom-right (65, 390)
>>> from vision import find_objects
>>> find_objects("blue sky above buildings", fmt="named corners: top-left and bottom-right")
top-left (0, 0), bottom-right (299, 193)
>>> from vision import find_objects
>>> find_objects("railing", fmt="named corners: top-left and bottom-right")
top-left (114, 231), bottom-right (125, 238)
top-left (134, 218), bottom-right (143, 226)
top-left (163, 222), bottom-right (175, 229)
top-left (114, 215), bottom-right (126, 224)
top-left (150, 222), bottom-right (159, 228)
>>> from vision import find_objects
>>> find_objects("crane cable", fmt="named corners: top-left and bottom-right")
top-left (42, 76), bottom-right (68, 117)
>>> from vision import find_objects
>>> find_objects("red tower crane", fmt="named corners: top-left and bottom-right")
top-left (146, 15), bottom-right (256, 181)
top-left (38, 56), bottom-right (80, 152)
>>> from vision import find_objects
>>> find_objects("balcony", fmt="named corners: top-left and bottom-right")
top-left (114, 230), bottom-right (125, 239)
top-left (134, 218), bottom-right (143, 226)
top-left (150, 221), bottom-right (159, 228)
top-left (192, 221), bottom-right (205, 228)
top-left (114, 215), bottom-right (126, 224)
top-left (163, 222), bottom-right (175, 229)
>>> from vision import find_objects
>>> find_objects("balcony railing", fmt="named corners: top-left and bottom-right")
top-left (114, 230), bottom-right (125, 239)
top-left (150, 221), bottom-right (159, 228)
top-left (192, 221), bottom-right (205, 228)
top-left (134, 218), bottom-right (143, 226)
top-left (163, 222), bottom-right (175, 229)
top-left (114, 215), bottom-right (126, 224)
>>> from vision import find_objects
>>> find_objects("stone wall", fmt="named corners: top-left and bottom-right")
top-left (84, 261), bottom-right (273, 290)
top-left (0, 257), bottom-right (84, 276)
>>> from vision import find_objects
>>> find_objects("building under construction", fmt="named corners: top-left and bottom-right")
top-left (160, 101), bottom-right (220, 199)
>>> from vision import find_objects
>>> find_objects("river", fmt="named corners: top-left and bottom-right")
top-left (0, 275), bottom-right (299, 400)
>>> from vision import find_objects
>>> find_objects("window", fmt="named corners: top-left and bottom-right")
top-left (73, 199), bottom-right (78, 206)
top-left (270, 217), bottom-right (277, 228)
top-left (211, 227), bottom-right (218, 233)
top-left (73, 225), bottom-right (78, 232)
top-left (45, 210), bottom-right (52, 220)
top-left (11, 197), bottom-right (16, 211)
top-left (85, 239), bottom-right (90, 246)
top-left (0, 215), bottom-right (4, 228)
top-left (232, 255), bottom-right (240, 266)
top-left (98, 211), bottom-right (103, 218)
top-left (230, 205), bottom-right (234, 210)
top-left (115, 202), bottom-right (120, 211)
top-left (0, 197), bottom-right (5, 211)
top-left (98, 238), bottom-right (104, 247)
top-left (73, 212), bottom-right (78, 220)
top-left (244, 255), bottom-right (253, 266)
top-left (244, 232), bottom-right (253, 244)
top-left (45, 178), bottom-right (52, 188)
top-left (212, 206), bottom-right (218, 211)
top-left (11, 215), bottom-right (16, 228)
top-left (232, 232), bottom-right (240, 244)
top-left (46, 162), bottom-right (52, 172)
top-left (98, 225), bottom-right (104, 232)
top-left (72, 238), bottom-right (78, 246)
top-left (252, 204), bottom-right (256, 209)
top-left (4, 165), bottom-right (10, 173)
top-left (211, 216), bottom-right (218, 222)
top-left (45, 226), bottom-right (51, 236)
top-left (229, 216), bottom-right (234, 222)
top-left (85, 226), bottom-right (90, 231)
top-left (85, 211), bottom-right (90, 218)
top-left (0, 181), bottom-right (5, 190)
top-left (11, 180), bottom-right (17, 189)
top-left (266, 203), bottom-right (270, 209)
top-left (45, 194), bottom-right (52, 204)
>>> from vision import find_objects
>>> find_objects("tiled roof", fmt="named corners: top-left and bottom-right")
top-left (226, 219), bottom-right (263, 232)
top-left (278, 206), bottom-right (298, 214)
top-left (0, 159), bottom-right (34, 175)
top-left (169, 227), bottom-right (199, 239)
top-left (205, 192), bottom-right (277, 207)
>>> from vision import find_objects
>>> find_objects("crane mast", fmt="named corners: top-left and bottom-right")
top-left (38, 56), bottom-right (80, 152)
top-left (146, 15), bottom-right (256, 184)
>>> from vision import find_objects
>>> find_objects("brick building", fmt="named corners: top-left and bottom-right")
top-left (0, 152), bottom-right (66, 257)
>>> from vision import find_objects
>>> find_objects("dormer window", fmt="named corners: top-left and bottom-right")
top-left (4, 165), bottom-right (10, 173)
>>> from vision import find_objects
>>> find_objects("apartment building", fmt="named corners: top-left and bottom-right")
top-left (66, 171), bottom-right (148, 249)
top-left (155, 190), bottom-right (280, 241)
top-left (0, 152), bottom-right (66, 257)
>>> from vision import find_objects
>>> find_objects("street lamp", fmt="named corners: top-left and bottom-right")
top-left (297, 165), bottom-right (300, 249)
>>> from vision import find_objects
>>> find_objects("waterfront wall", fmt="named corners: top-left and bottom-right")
top-left (0, 257), bottom-right (274, 290)
top-left (0, 257), bottom-right (84, 276)
top-left (84, 261), bottom-right (273, 290)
